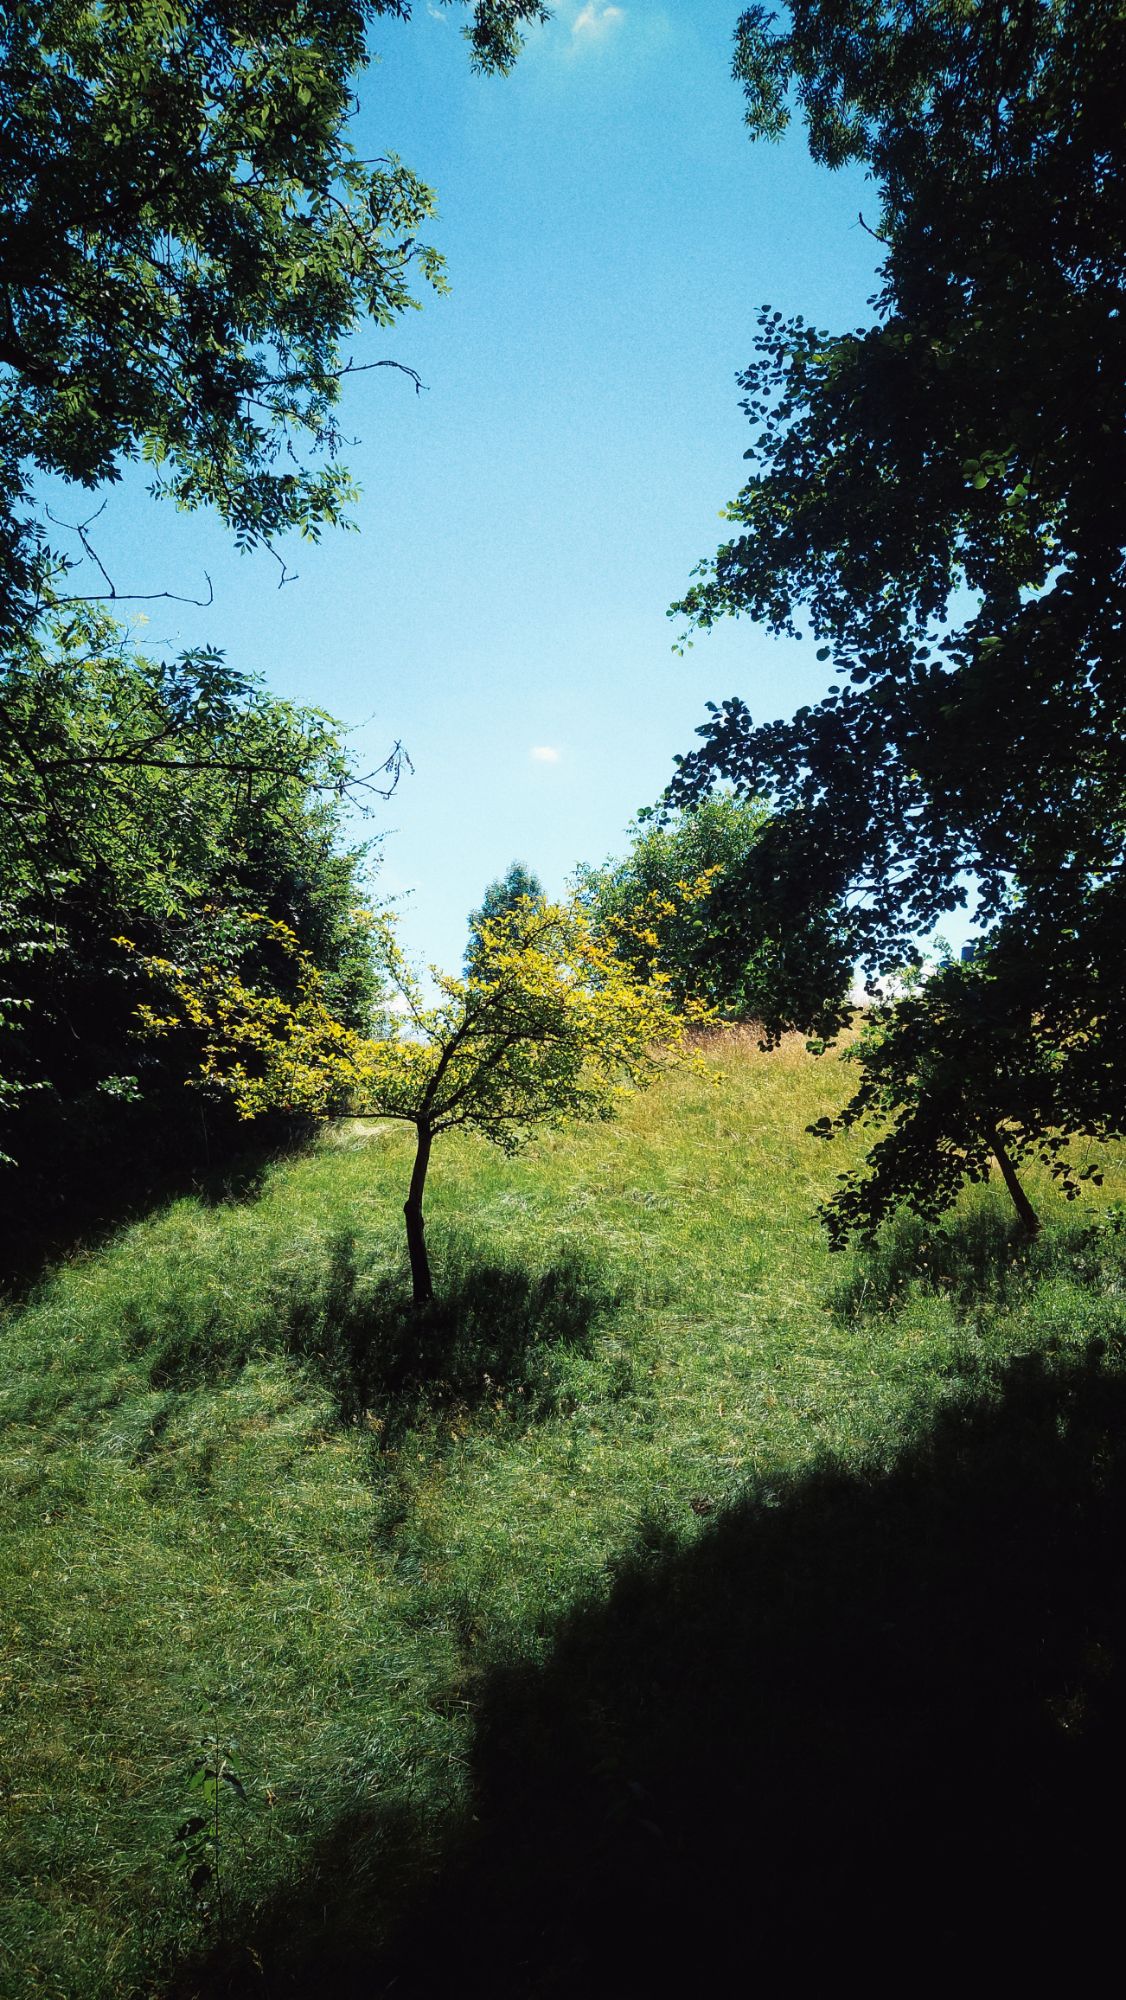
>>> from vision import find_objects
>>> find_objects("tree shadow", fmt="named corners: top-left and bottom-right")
top-left (282, 1229), bottom-right (623, 1440)
top-left (0, 1096), bottom-right (307, 1298)
top-left (182, 1329), bottom-right (1126, 1995)
top-left (828, 1198), bottom-right (1120, 1319)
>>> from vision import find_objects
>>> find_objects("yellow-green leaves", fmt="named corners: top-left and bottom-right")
top-left (138, 896), bottom-right (710, 1148)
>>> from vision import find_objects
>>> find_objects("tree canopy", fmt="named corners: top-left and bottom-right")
top-left (465, 860), bottom-right (546, 970)
top-left (0, 607), bottom-right (379, 1254)
top-left (670, 0), bottom-right (1126, 1237)
top-left (0, 0), bottom-right (549, 625)
top-left (577, 794), bottom-right (849, 1034)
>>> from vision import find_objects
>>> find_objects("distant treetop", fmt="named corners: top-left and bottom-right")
top-left (466, 861), bottom-right (546, 969)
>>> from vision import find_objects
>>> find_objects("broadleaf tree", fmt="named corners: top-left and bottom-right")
top-left (464, 860), bottom-right (546, 971)
top-left (0, 0), bottom-right (550, 626)
top-left (0, 606), bottom-right (382, 1254)
top-left (138, 897), bottom-right (707, 1304)
top-left (668, 0), bottom-right (1126, 1239)
top-left (577, 794), bottom-right (850, 1036)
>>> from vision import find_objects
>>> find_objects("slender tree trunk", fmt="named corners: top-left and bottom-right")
top-left (404, 1122), bottom-right (434, 1305)
top-left (986, 1123), bottom-right (1040, 1236)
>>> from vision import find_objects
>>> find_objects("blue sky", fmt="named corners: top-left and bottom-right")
top-left (55, 0), bottom-right (890, 974)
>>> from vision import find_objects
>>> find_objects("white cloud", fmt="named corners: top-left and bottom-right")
top-left (572, 3), bottom-right (625, 41)
top-left (530, 745), bottom-right (561, 764)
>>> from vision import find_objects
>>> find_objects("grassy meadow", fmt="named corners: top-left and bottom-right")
top-left (4, 1034), bottom-right (1126, 1994)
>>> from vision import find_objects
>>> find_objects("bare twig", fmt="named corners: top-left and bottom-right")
top-left (44, 502), bottom-right (215, 608)
top-left (857, 209), bottom-right (891, 245)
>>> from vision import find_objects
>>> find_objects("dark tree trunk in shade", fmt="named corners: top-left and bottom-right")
top-left (404, 1121), bottom-right (434, 1304)
top-left (987, 1124), bottom-right (1040, 1237)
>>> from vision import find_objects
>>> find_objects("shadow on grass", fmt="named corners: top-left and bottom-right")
top-left (181, 1330), bottom-right (1126, 1996)
top-left (283, 1229), bottom-right (623, 1439)
top-left (831, 1197), bottom-right (1126, 1320)
top-left (0, 1096), bottom-right (308, 1298)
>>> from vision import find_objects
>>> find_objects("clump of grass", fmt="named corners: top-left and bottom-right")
top-left (4, 1036), bottom-right (1126, 1995)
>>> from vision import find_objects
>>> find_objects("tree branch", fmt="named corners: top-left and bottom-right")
top-left (44, 502), bottom-right (215, 609)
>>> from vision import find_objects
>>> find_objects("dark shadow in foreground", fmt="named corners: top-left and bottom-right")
top-left (179, 1333), bottom-right (1126, 1997)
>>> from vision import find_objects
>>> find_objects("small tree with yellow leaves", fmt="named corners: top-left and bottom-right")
top-left (136, 895), bottom-right (707, 1304)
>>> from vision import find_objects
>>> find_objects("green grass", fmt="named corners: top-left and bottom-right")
top-left (4, 1038), bottom-right (1126, 1994)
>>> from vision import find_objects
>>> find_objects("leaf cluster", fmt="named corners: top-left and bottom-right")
top-left (0, 612), bottom-right (379, 1221)
top-left (139, 893), bottom-right (709, 1149)
top-left (464, 859), bottom-right (545, 973)
top-left (814, 858), bottom-right (1126, 1240)
top-left (0, 0), bottom-right (550, 622)
top-left (577, 795), bottom-right (851, 1041)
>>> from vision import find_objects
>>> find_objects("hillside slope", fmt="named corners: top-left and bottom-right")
top-left (3, 1037), bottom-right (1126, 1994)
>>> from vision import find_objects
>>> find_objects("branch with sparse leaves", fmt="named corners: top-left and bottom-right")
top-left (0, 1), bottom-right (553, 630)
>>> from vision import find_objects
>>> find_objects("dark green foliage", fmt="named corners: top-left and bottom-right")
top-left (0, 608), bottom-right (378, 1262)
top-left (464, 860), bottom-right (545, 970)
top-left (814, 913), bottom-right (1126, 1245)
top-left (577, 795), bottom-right (849, 1035)
top-left (0, 0), bottom-right (549, 625)
top-left (671, 0), bottom-right (1126, 1231)
top-left (173, 1736), bottom-right (249, 1938)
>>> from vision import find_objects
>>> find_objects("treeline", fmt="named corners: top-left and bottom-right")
top-left (0, 611), bottom-right (379, 1266)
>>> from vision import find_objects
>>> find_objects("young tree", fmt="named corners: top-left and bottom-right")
top-left (577, 795), bottom-right (849, 1036)
top-left (139, 898), bottom-right (705, 1304)
top-left (669, 0), bottom-right (1126, 1237)
top-left (812, 885), bottom-right (1126, 1243)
